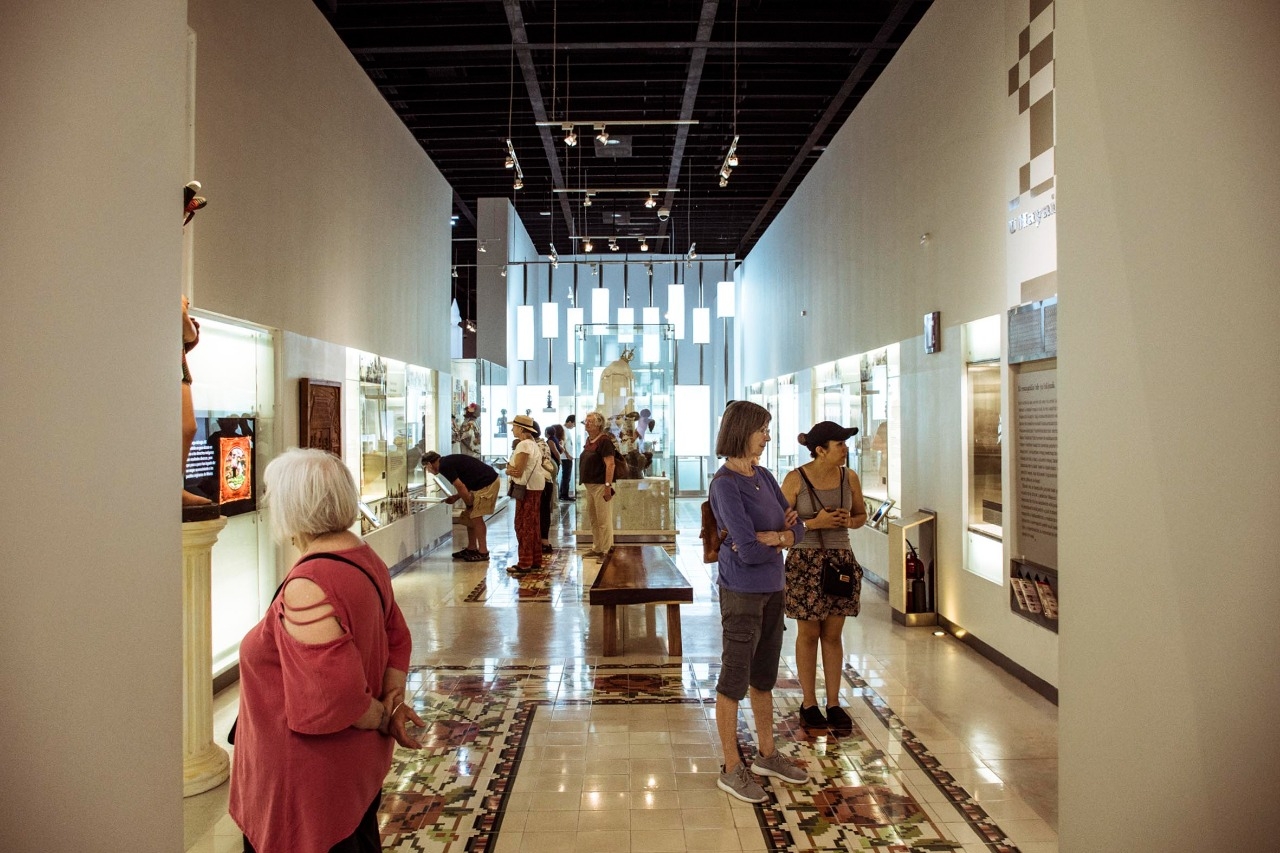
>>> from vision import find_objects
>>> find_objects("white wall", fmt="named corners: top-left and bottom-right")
top-left (737, 0), bottom-right (1058, 685)
top-left (0, 3), bottom-right (186, 848)
top-left (188, 0), bottom-right (452, 372)
top-left (1056, 1), bottom-right (1280, 848)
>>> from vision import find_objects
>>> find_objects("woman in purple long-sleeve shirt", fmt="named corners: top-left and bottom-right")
top-left (708, 401), bottom-right (810, 804)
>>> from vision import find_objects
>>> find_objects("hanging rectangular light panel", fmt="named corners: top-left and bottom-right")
top-left (717, 280), bottom-right (736, 317)
top-left (541, 302), bottom-right (559, 339)
top-left (642, 306), bottom-right (660, 326)
top-left (666, 284), bottom-right (685, 339)
top-left (617, 307), bottom-right (635, 343)
top-left (566, 307), bottom-right (584, 363)
top-left (591, 286), bottom-right (610, 328)
top-left (692, 307), bottom-right (711, 344)
top-left (516, 305), bottom-right (535, 361)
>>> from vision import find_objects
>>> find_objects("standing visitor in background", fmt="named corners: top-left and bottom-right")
top-left (559, 414), bottom-right (577, 502)
top-left (578, 412), bottom-right (615, 559)
top-left (505, 414), bottom-right (546, 574)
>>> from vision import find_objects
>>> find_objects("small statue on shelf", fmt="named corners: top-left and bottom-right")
top-left (494, 408), bottom-right (507, 438)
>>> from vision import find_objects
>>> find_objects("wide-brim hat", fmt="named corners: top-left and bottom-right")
top-left (800, 421), bottom-right (859, 451)
top-left (511, 413), bottom-right (538, 434)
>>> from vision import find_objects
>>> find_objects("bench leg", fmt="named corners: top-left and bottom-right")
top-left (602, 604), bottom-right (618, 656)
top-left (666, 604), bottom-right (682, 657)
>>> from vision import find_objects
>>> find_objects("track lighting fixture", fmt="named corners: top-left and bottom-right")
top-left (504, 139), bottom-right (524, 189)
top-left (687, 242), bottom-right (698, 261)
top-left (477, 240), bottom-right (487, 253)
top-left (595, 126), bottom-right (609, 143)
top-left (644, 193), bottom-right (657, 209)
top-left (583, 238), bottom-right (594, 252)
top-left (513, 177), bottom-right (523, 190)
top-left (583, 194), bottom-right (593, 207)
top-left (640, 238), bottom-right (650, 252)
top-left (608, 239), bottom-right (619, 252)
top-left (451, 265), bottom-right (459, 278)
top-left (562, 124), bottom-right (578, 146)
top-left (548, 244), bottom-right (559, 268)
top-left (500, 266), bottom-right (507, 277)
top-left (504, 156), bottom-right (514, 169)
top-left (717, 135), bottom-right (740, 187)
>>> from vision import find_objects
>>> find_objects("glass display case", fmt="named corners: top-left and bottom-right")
top-left (858, 344), bottom-right (899, 505)
top-left (353, 351), bottom-right (438, 531)
top-left (572, 323), bottom-right (677, 541)
top-left (450, 358), bottom-right (508, 462)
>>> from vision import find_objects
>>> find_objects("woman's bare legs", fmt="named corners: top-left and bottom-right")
top-left (819, 616), bottom-right (847, 708)
top-left (795, 619), bottom-right (822, 709)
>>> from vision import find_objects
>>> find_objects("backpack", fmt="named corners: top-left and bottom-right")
top-left (699, 470), bottom-right (728, 563)
top-left (538, 438), bottom-right (559, 481)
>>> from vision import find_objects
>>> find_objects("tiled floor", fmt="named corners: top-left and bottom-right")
top-left (186, 499), bottom-right (1058, 852)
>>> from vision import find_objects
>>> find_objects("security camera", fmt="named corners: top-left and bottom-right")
top-left (656, 207), bottom-right (670, 222)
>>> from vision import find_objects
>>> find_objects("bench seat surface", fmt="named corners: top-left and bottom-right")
top-left (590, 545), bottom-right (692, 606)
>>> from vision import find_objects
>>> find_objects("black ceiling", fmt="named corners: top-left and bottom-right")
top-left (313, 0), bottom-right (933, 301)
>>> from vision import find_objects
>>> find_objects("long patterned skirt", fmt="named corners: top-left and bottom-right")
top-left (515, 489), bottom-right (543, 569)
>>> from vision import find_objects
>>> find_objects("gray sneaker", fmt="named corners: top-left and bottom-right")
top-left (717, 763), bottom-right (768, 804)
top-left (750, 750), bottom-right (808, 784)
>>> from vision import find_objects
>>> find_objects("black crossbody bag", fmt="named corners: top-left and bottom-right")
top-left (227, 552), bottom-right (384, 745)
top-left (797, 468), bottom-right (860, 599)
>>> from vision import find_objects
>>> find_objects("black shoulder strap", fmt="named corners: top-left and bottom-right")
top-left (797, 467), bottom-right (826, 549)
top-left (268, 551), bottom-right (386, 614)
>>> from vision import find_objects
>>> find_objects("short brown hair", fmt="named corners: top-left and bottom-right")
top-left (715, 400), bottom-right (771, 459)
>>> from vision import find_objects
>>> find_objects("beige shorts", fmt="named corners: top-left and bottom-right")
top-left (459, 477), bottom-right (500, 523)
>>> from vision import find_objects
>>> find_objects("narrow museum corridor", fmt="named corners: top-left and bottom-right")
top-left (187, 500), bottom-right (1058, 853)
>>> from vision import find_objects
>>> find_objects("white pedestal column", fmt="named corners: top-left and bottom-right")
top-left (182, 516), bottom-right (230, 797)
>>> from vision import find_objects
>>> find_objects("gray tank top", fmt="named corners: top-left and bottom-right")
top-left (794, 468), bottom-right (852, 551)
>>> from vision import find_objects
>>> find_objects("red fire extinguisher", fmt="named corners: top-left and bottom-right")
top-left (905, 540), bottom-right (924, 579)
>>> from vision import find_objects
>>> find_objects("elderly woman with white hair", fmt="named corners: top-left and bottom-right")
top-left (230, 448), bottom-right (423, 853)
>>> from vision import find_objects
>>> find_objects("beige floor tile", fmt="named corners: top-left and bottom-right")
top-left (631, 790), bottom-right (682, 810)
top-left (583, 773), bottom-right (633, 792)
top-left (529, 791), bottom-right (585, 811)
top-left (574, 829), bottom-right (632, 852)
top-left (493, 831), bottom-right (524, 853)
top-left (519, 831), bottom-right (579, 853)
top-left (630, 771), bottom-right (678, 791)
top-left (580, 790), bottom-right (633, 811)
top-left (629, 829), bottom-right (687, 853)
top-left (578, 808), bottom-right (633, 831)
top-left (736, 826), bottom-right (768, 851)
top-left (524, 809), bottom-right (571, 832)
top-left (629, 808), bottom-right (684, 830)
top-left (680, 807), bottom-right (735, 829)
top-left (683, 827), bottom-right (742, 850)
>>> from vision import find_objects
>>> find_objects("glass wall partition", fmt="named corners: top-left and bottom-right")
top-left (572, 323), bottom-right (676, 541)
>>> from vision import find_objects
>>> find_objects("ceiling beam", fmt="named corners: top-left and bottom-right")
top-left (502, 0), bottom-right (576, 250)
top-left (734, 0), bottom-right (915, 257)
top-left (657, 0), bottom-right (718, 250)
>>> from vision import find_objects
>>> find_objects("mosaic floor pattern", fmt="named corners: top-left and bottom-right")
top-left (377, 662), bottom-right (1024, 852)
top-left (462, 546), bottom-right (578, 603)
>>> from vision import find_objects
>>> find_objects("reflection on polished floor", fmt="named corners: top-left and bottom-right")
top-left (187, 499), bottom-right (1058, 852)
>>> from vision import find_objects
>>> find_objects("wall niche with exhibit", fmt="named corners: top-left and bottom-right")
top-left (353, 352), bottom-right (437, 534)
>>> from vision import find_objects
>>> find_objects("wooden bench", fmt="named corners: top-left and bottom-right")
top-left (589, 545), bottom-right (693, 656)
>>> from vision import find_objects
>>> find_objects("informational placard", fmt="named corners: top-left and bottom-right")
top-left (1013, 364), bottom-right (1057, 569)
top-left (1008, 297), bottom-right (1058, 364)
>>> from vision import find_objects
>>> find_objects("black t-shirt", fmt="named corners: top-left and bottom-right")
top-left (438, 454), bottom-right (499, 490)
top-left (578, 434), bottom-right (617, 484)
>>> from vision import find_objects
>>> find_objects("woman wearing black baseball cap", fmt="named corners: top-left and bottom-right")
top-left (779, 421), bottom-right (868, 732)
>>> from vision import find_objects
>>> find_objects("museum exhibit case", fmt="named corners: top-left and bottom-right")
top-left (450, 357), bottom-right (508, 462)
top-left (572, 323), bottom-right (677, 541)
top-left (183, 312), bottom-right (276, 678)
top-left (352, 351), bottom-right (438, 533)
top-left (745, 374), bottom-right (800, 481)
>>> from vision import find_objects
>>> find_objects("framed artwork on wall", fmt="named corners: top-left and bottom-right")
top-left (299, 378), bottom-right (342, 458)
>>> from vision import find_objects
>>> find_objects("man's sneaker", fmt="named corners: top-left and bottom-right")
top-left (452, 548), bottom-right (476, 560)
top-left (717, 763), bottom-right (767, 804)
top-left (799, 704), bottom-right (827, 729)
top-left (750, 751), bottom-right (808, 784)
top-left (826, 706), bottom-right (854, 732)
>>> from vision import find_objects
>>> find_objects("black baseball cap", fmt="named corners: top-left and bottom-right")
top-left (799, 421), bottom-right (859, 451)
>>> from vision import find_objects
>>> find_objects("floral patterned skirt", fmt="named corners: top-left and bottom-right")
top-left (784, 547), bottom-right (862, 621)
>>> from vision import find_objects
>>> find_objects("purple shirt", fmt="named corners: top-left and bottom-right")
top-left (708, 464), bottom-right (806, 593)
